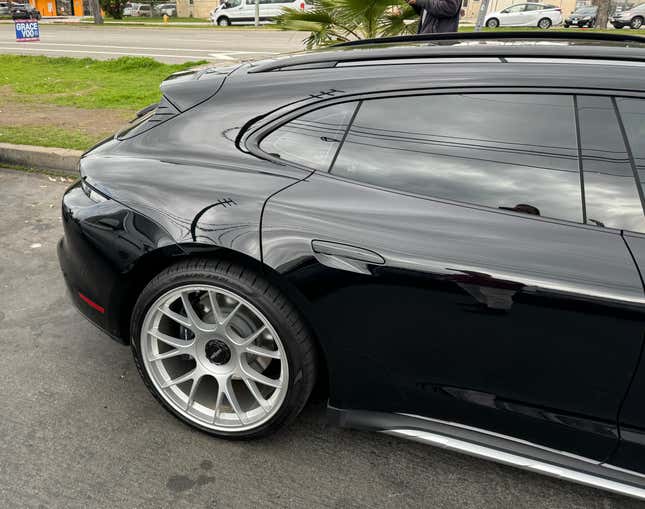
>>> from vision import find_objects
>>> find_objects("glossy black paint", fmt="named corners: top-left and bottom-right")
top-left (57, 36), bottom-right (645, 473)
top-left (261, 171), bottom-right (644, 460)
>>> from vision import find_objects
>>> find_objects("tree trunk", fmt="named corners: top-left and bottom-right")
top-left (592, 0), bottom-right (610, 28)
top-left (91, 0), bottom-right (103, 23)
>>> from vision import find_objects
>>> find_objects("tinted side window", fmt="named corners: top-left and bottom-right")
top-left (331, 94), bottom-right (583, 223)
top-left (578, 96), bottom-right (645, 232)
top-left (260, 102), bottom-right (357, 171)
top-left (617, 97), bottom-right (645, 188)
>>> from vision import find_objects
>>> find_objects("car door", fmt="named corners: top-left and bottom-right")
top-left (233, 0), bottom-right (251, 21)
top-left (608, 97), bottom-right (645, 473)
top-left (523, 3), bottom-right (543, 25)
top-left (259, 92), bottom-right (645, 461)
top-left (500, 4), bottom-right (527, 25)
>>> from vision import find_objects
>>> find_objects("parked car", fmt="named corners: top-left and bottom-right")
top-left (58, 31), bottom-right (645, 500)
top-left (0, 2), bottom-right (11, 15)
top-left (153, 2), bottom-right (176, 16)
top-left (10, 3), bottom-right (41, 19)
top-left (123, 2), bottom-right (135, 16)
top-left (564, 5), bottom-right (597, 27)
top-left (132, 3), bottom-right (151, 16)
top-left (210, 0), bottom-right (312, 26)
top-left (611, 3), bottom-right (645, 29)
top-left (485, 3), bottom-right (563, 28)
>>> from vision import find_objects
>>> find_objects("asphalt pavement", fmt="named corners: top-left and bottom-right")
top-left (0, 24), bottom-right (305, 63)
top-left (1, 167), bottom-right (643, 509)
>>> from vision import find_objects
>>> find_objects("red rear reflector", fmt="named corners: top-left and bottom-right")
top-left (300, 2), bottom-right (305, 9)
top-left (78, 292), bottom-right (105, 314)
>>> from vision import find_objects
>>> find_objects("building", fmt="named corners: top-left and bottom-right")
top-left (25, 0), bottom-right (86, 16)
top-left (176, 0), bottom-right (217, 18)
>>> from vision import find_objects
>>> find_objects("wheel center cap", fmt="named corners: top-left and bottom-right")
top-left (205, 339), bottom-right (231, 365)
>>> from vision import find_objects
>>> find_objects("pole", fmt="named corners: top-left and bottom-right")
top-left (255, 0), bottom-right (259, 26)
top-left (474, 0), bottom-right (490, 31)
top-left (90, 0), bottom-right (103, 24)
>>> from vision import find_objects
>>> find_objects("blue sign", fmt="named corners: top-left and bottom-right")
top-left (15, 20), bottom-right (40, 42)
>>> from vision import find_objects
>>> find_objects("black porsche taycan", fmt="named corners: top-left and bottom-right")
top-left (58, 32), bottom-right (645, 498)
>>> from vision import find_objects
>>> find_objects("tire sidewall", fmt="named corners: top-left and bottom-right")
top-left (486, 18), bottom-right (499, 28)
top-left (131, 265), bottom-right (312, 439)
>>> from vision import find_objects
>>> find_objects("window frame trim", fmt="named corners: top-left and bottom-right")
top-left (245, 87), bottom-right (645, 234)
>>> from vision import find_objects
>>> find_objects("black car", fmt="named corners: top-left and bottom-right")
top-left (564, 5), bottom-right (597, 27)
top-left (58, 32), bottom-right (645, 499)
top-left (11, 2), bottom-right (41, 19)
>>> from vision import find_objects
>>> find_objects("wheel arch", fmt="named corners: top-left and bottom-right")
top-left (116, 244), bottom-right (331, 398)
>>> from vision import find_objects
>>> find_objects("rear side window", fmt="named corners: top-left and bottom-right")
top-left (260, 102), bottom-right (357, 171)
top-left (577, 96), bottom-right (645, 232)
top-left (331, 94), bottom-right (583, 223)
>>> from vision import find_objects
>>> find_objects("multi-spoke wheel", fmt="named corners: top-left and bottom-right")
top-left (131, 259), bottom-right (317, 438)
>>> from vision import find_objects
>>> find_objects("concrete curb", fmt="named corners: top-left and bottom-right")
top-left (0, 143), bottom-right (81, 174)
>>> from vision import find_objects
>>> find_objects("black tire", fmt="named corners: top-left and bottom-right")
top-left (631, 16), bottom-right (644, 29)
top-left (563, 23), bottom-right (570, 28)
top-left (485, 17), bottom-right (499, 28)
top-left (537, 17), bottom-right (552, 29)
top-left (217, 15), bottom-right (231, 26)
top-left (130, 258), bottom-right (318, 439)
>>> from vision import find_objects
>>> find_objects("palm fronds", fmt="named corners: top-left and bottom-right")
top-left (276, 0), bottom-right (415, 49)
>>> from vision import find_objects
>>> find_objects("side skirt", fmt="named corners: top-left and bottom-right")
top-left (328, 407), bottom-right (645, 500)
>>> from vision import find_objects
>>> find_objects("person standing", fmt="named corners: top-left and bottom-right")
top-left (405, 0), bottom-right (462, 33)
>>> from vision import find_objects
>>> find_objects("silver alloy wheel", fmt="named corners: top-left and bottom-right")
top-left (487, 18), bottom-right (499, 28)
top-left (538, 17), bottom-right (552, 28)
top-left (218, 16), bottom-right (230, 26)
top-left (632, 17), bottom-right (643, 29)
top-left (141, 284), bottom-right (288, 432)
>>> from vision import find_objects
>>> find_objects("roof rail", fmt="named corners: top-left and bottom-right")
top-left (333, 30), bottom-right (645, 48)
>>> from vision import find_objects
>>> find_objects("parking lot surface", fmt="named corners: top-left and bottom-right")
top-left (0, 168), bottom-right (642, 509)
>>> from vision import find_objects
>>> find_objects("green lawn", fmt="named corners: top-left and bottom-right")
top-left (0, 126), bottom-right (97, 150)
top-left (82, 16), bottom-right (209, 23)
top-left (0, 55), bottom-right (206, 150)
top-left (79, 16), bottom-right (281, 28)
top-left (0, 54), bottom-right (205, 110)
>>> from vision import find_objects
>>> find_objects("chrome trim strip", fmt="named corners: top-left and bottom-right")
top-left (601, 462), bottom-right (645, 480)
top-left (398, 413), bottom-right (598, 465)
top-left (384, 428), bottom-right (645, 500)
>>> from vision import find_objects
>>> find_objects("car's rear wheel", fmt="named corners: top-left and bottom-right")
top-left (217, 16), bottom-right (231, 26)
top-left (131, 258), bottom-right (317, 439)
top-left (631, 16), bottom-right (644, 29)
top-left (486, 18), bottom-right (499, 28)
top-left (537, 17), bottom-right (552, 29)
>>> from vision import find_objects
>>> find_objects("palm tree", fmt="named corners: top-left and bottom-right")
top-left (276, 0), bottom-right (419, 49)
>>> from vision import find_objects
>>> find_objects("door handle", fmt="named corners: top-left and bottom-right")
top-left (311, 240), bottom-right (385, 275)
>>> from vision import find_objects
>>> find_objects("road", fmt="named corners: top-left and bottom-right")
top-left (0, 167), bottom-right (642, 509)
top-left (0, 24), bottom-right (305, 63)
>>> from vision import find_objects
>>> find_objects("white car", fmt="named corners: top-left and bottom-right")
top-left (210, 0), bottom-right (312, 26)
top-left (123, 2), bottom-right (140, 16)
top-left (485, 3), bottom-right (563, 29)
